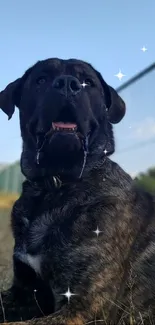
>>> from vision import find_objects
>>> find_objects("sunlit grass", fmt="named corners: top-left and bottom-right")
top-left (0, 192), bottom-right (19, 209)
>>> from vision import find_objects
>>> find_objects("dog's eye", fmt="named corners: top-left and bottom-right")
top-left (85, 79), bottom-right (94, 87)
top-left (36, 77), bottom-right (47, 85)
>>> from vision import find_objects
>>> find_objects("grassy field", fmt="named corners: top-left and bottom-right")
top-left (0, 208), bottom-right (13, 290)
top-left (0, 194), bottom-right (16, 290)
top-left (0, 193), bottom-right (19, 210)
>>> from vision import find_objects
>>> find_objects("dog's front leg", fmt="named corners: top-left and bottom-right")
top-left (0, 269), bottom-right (55, 322)
top-left (0, 284), bottom-right (43, 322)
top-left (22, 268), bottom-right (123, 325)
top-left (0, 180), bottom-right (55, 323)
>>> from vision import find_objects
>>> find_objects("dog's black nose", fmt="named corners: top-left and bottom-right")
top-left (52, 75), bottom-right (81, 95)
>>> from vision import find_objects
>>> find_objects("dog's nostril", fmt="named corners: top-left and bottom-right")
top-left (70, 80), bottom-right (81, 92)
top-left (52, 75), bottom-right (81, 95)
top-left (53, 78), bottom-right (65, 90)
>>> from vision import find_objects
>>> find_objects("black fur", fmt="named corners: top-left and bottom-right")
top-left (0, 58), bottom-right (155, 325)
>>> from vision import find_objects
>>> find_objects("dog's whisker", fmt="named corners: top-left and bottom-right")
top-left (33, 289), bottom-right (45, 316)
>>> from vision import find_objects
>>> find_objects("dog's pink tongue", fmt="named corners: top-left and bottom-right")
top-left (52, 122), bottom-right (77, 129)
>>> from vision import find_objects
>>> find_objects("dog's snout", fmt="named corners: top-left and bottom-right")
top-left (52, 75), bottom-right (81, 95)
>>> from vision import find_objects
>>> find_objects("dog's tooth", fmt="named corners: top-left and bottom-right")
top-left (52, 125), bottom-right (77, 132)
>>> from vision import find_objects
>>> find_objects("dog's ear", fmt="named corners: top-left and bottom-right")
top-left (102, 81), bottom-right (126, 124)
top-left (0, 65), bottom-right (34, 120)
top-left (0, 78), bottom-right (22, 120)
top-left (91, 66), bottom-right (126, 124)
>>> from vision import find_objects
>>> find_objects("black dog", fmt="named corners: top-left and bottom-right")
top-left (0, 58), bottom-right (155, 325)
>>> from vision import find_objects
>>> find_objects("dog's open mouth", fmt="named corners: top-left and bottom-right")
top-left (45, 121), bottom-right (84, 139)
top-left (51, 122), bottom-right (77, 132)
top-left (36, 121), bottom-right (82, 158)
top-left (35, 118), bottom-right (90, 175)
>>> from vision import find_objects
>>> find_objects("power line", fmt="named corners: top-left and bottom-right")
top-left (117, 138), bottom-right (155, 154)
top-left (116, 63), bottom-right (155, 93)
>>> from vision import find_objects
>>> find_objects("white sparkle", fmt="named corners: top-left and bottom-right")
top-left (34, 289), bottom-right (37, 293)
top-left (104, 149), bottom-right (108, 155)
top-left (81, 82), bottom-right (88, 88)
top-left (60, 287), bottom-right (77, 303)
top-left (93, 226), bottom-right (102, 237)
top-left (141, 46), bottom-right (147, 52)
top-left (115, 70), bottom-right (125, 81)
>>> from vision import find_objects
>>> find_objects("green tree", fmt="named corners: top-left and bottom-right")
top-left (135, 167), bottom-right (155, 194)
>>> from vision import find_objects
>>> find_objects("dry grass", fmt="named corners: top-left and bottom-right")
top-left (0, 204), bottom-right (14, 290)
top-left (0, 192), bottom-right (18, 290)
top-left (0, 193), bottom-right (19, 210)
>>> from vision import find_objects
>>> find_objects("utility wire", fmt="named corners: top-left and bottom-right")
top-left (117, 138), bottom-right (155, 154)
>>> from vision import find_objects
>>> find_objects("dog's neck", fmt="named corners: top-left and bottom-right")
top-left (27, 154), bottom-right (109, 191)
top-left (21, 140), bottom-right (115, 190)
top-left (26, 157), bottom-right (133, 200)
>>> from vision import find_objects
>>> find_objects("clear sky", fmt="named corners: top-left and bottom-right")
top-left (0, 0), bottom-right (155, 176)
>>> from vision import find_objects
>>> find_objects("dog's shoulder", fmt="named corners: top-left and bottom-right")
top-left (99, 159), bottom-right (155, 226)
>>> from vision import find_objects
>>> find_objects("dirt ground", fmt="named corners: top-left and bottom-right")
top-left (0, 208), bottom-right (14, 290)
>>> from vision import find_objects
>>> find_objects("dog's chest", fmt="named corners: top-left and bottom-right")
top-left (14, 182), bottom-right (104, 280)
top-left (20, 253), bottom-right (42, 274)
top-left (15, 194), bottom-right (88, 276)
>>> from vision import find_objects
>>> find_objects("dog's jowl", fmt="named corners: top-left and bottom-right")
top-left (0, 58), bottom-right (155, 325)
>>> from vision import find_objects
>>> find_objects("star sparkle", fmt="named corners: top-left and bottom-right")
top-left (141, 46), bottom-right (147, 52)
top-left (60, 287), bottom-right (77, 303)
top-left (93, 226), bottom-right (102, 237)
top-left (104, 149), bottom-right (108, 155)
top-left (115, 70), bottom-right (125, 81)
top-left (81, 82), bottom-right (88, 88)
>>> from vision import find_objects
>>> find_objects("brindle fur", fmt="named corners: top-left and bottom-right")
top-left (0, 58), bottom-right (155, 325)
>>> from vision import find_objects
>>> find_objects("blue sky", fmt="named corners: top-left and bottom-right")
top-left (0, 0), bottom-right (155, 176)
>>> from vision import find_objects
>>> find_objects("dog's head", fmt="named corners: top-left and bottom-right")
top-left (0, 58), bottom-right (126, 180)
